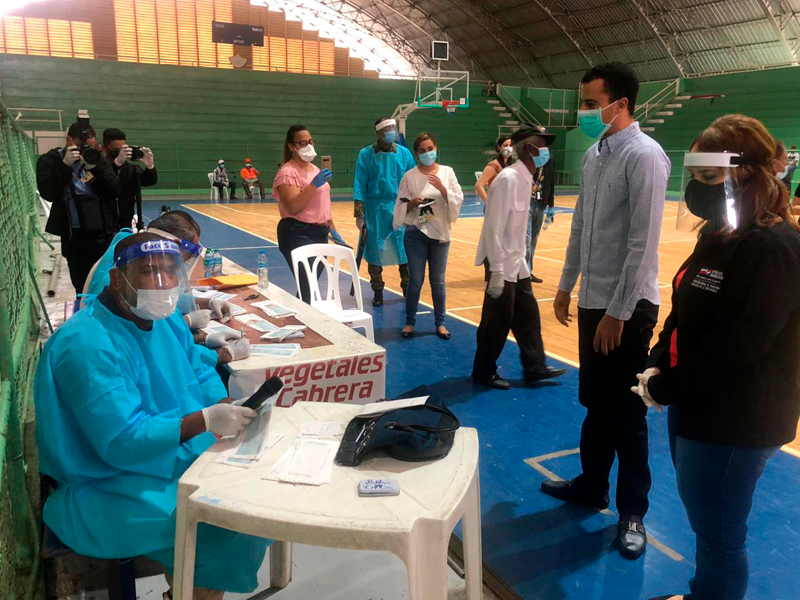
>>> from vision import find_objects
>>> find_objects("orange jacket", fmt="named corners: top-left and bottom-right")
top-left (241, 166), bottom-right (259, 180)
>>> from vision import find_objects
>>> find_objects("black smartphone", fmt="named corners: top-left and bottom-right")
top-left (241, 376), bottom-right (284, 411)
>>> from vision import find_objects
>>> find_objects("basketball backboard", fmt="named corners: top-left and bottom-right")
top-left (416, 68), bottom-right (470, 110)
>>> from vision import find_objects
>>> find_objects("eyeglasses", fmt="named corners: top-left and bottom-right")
top-left (293, 139), bottom-right (316, 148)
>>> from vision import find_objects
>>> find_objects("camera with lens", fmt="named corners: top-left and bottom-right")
top-left (130, 146), bottom-right (145, 160)
top-left (76, 110), bottom-right (100, 164)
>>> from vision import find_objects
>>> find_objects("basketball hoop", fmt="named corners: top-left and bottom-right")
top-left (442, 100), bottom-right (459, 116)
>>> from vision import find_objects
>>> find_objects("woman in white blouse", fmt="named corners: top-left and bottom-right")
top-left (393, 133), bottom-right (464, 340)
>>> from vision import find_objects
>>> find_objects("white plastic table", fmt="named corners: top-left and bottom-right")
top-left (172, 403), bottom-right (482, 600)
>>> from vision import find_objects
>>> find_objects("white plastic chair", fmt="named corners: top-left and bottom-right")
top-left (207, 173), bottom-right (229, 201)
top-left (290, 243), bottom-right (374, 342)
top-left (245, 182), bottom-right (262, 200)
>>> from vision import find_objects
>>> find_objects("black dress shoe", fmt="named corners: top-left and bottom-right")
top-left (372, 290), bottom-right (384, 307)
top-left (436, 329), bottom-right (451, 340)
top-left (401, 328), bottom-right (414, 339)
top-left (531, 275), bottom-right (543, 283)
top-left (617, 516), bottom-right (647, 560)
top-left (471, 373), bottom-right (511, 390)
top-left (540, 478), bottom-right (610, 510)
top-left (524, 366), bottom-right (567, 382)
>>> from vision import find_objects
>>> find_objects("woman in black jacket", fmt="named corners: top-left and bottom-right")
top-left (639, 115), bottom-right (800, 600)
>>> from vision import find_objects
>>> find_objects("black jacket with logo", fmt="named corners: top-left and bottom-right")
top-left (647, 222), bottom-right (800, 447)
top-left (113, 161), bottom-right (158, 229)
top-left (37, 148), bottom-right (120, 238)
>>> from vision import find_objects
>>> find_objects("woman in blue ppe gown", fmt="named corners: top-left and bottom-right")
top-left (353, 118), bottom-right (416, 306)
top-left (34, 236), bottom-right (269, 595)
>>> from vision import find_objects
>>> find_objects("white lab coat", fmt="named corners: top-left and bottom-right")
top-left (393, 165), bottom-right (464, 242)
top-left (475, 161), bottom-right (533, 282)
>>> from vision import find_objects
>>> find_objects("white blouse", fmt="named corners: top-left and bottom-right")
top-left (392, 165), bottom-right (464, 242)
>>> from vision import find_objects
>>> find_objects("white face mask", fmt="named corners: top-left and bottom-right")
top-left (297, 145), bottom-right (317, 162)
top-left (777, 166), bottom-right (790, 179)
top-left (501, 146), bottom-right (513, 158)
top-left (130, 287), bottom-right (180, 321)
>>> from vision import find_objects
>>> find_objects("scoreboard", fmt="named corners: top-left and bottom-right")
top-left (212, 21), bottom-right (265, 46)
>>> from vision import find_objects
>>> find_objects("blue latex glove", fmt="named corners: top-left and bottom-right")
top-left (329, 229), bottom-right (350, 248)
top-left (311, 169), bottom-right (332, 188)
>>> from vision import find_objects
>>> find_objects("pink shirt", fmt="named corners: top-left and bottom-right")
top-left (272, 162), bottom-right (332, 224)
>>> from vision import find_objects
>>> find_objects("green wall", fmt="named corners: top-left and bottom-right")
top-left (0, 54), bottom-right (508, 192)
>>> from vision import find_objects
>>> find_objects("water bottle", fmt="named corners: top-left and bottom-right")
top-left (257, 250), bottom-right (269, 290)
top-left (213, 250), bottom-right (223, 276)
top-left (203, 249), bottom-right (214, 278)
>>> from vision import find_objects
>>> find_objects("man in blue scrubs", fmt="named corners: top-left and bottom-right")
top-left (34, 233), bottom-right (268, 599)
top-left (354, 117), bottom-right (416, 306)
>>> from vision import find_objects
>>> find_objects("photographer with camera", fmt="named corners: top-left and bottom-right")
top-left (37, 116), bottom-right (120, 295)
top-left (101, 128), bottom-right (157, 230)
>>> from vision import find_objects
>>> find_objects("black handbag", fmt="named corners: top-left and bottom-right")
top-left (336, 396), bottom-right (460, 467)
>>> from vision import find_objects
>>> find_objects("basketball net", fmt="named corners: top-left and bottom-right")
top-left (442, 100), bottom-right (459, 116)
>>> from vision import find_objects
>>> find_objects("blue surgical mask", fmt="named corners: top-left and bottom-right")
top-left (577, 99), bottom-right (620, 139)
top-left (219, 163), bottom-right (225, 168)
top-left (382, 130), bottom-right (397, 145)
top-left (419, 150), bottom-right (437, 166)
top-left (533, 147), bottom-right (550, 168)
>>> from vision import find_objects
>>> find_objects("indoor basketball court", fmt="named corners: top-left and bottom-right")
top-left (2, 1), bottom-right (800, 600)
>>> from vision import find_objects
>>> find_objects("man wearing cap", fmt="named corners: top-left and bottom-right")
top-left (353, 117), bottom-right (416, 307)
top-left (212, 159), bottom-right (236, 200)
top-left (472, 124), bottom-right (566, 390)
top-left (241, 158), bottom-right (266, 200)
top-left (546, 62), bottom-right (670, 561)
top-left (34, 232), bottom-right (269, 599)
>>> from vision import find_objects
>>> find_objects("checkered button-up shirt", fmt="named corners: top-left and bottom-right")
top-left (559, 122), bottom-right (671, 321)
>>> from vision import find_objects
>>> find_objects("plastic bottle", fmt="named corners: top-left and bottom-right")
top-left (257, 250), bottom-right (269, 290)
top-left (213, 250), bottom-right (223, 276)
top-left (203, 249), bottom-right (214, 278)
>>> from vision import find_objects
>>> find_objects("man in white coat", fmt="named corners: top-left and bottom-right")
top-left (472, 124), bottom-right (566, 389)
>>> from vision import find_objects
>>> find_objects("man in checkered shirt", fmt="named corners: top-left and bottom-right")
top-left (543, 63), bottom-right (670, 561)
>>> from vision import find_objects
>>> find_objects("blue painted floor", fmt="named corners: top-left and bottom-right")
top-left (144, 199), bottom-right (800, 600)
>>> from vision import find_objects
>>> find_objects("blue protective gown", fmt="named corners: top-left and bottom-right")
top-left (353, 143), bottom-right (416, 266)
top-left (34, 298), bottom-right (269, 592)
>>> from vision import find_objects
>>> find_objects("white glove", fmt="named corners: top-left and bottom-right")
top-left (141, 147), bottom-right (154, 169)
top-left (185, 309), bottom-right (212, 330)
top-left (114, 145), bottom-right (133, 167)
top-left (630, 367), bottom-right (663, 412)
top-left (209, 298), bottom-right (234, 322)
top-left (62, 146), bottom-right (80, 168)
top-left (487, 271), bottom-right (505, 299)
top-left (220, 338), bottom-right (250, 363)
top-left (356, 216), bottom-right (365, 230)
top-left (205, 329), bottom-right (242, 348)
top-left (202, 403), bottom-right (256, 436)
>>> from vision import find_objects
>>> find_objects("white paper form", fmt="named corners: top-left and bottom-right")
top-left (265, 438), bottom-right (339, 485)
top-left (193, 289), bottom-right (237, 302)
top-left (299, 421), bottom-right (341, 438)
top-left (235, 313), bottom-right (278, 333)
top-left (203, 321), bottom-right (243, 337)
top-left (261, 325), bottom-right (307, 342)
top-left (251, 301), bottom-right (297, 319)
top-left (249, 344), bottom-right (300, 358)
top-left (357, 396), bottom-right (429, 417)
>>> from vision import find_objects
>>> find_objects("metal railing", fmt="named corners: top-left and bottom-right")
top-left (7, 107), bottom-right (63, 132)
top-left (495, 84), bottom-right (542, 135)
top-left (634, 79), bottom-right (681, 123)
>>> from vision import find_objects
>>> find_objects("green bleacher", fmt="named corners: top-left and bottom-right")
top-left (0, 54), bottom-right (508, 194)
top-left (648, 67), bottom-right (800, 192)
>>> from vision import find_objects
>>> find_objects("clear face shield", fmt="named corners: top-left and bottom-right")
top-left (678, 152), bottom-right (744, 235)
top-left (114, 238), bottom-right (192, 321)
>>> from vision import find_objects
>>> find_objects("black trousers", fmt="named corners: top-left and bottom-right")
top-left (472, 268), bottom-right (546, 380)
top-left (277, 218), bottom-right (329, 304)
top-left (61, 230), bottom-right (113, 295)
top-left (576, 300), bottom-right (658, 518)
top-left (212, 181), bottom-right (236, 199)
top-left (367, 262), bottom-right (409, 293)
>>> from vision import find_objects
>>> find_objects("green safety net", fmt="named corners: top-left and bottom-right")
top-left (0, 100), bottom-right (43, 600)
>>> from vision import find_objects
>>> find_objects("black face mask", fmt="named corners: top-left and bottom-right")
top-left (684, 178), bottom-right (732, 233)
top-left (108, 149), bottom-right (121, 159)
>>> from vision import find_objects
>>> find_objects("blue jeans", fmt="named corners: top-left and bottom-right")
top-left (403, 226), bottom-right (450, 327)
top-left (675, 436), bottom-right (778, 600)
top-left (526, 201), bottom-right (545, 270)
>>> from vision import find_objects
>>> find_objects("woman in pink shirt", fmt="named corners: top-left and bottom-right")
top-left (273, 125), bottom-right (334, 303)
